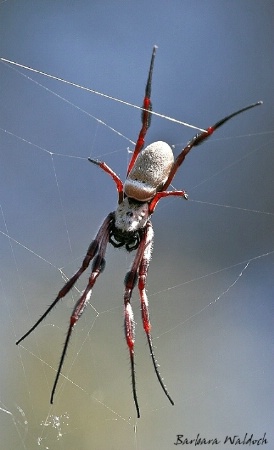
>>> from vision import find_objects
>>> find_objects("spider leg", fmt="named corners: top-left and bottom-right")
top-left (138, 222), bottom-right (174, 407)
top-left (88, 158), bottom-right (124, 204)
top-left (124, 221), bottom-right (173, 417)
top-left (162, 101), bottom-right (262, 191)
top-left (149, 190), bottom-right (188, 214)
top-left (16, 213), bottom-right (114, 345)
top-left (50, 214), bottom-right (111, 403)
top-left (127, 46), bottom-right (157, 175)
top-left (123, 235), bottom-right (145, 418)
top-left (124, 225), bottom-right (154, 417)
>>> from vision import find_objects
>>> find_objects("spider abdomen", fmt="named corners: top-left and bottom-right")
top-left (124, 141), bottom-right (174, 201)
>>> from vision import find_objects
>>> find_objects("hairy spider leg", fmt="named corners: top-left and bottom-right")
top-left (123, 221), bottom-right (173, 417)
top-left (16, 214), bottom-right (112, 399)
top-left (162, 101), bottom-right (262, 191)
top-left (50, 213), bottom-right (112, 403)
top-left (88, 158), bottom-right (124, 204)
top-left (16, 213), bottom-right (113, 346)
top-left (123, 232), bottom-right (146, 418)
top-left (126, 46), bottom-right (157, 176)
top-left (137, 222), bottom-right (174, 407)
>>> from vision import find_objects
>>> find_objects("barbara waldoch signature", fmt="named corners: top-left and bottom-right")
top-left (174, 432), bottom-right (268, 446)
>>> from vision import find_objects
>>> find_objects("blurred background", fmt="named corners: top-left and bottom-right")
top-left (0, 1), bottom-right (273, 449)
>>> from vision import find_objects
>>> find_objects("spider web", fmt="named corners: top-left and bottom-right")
top-left (1, 3), bottom-right (274, 449)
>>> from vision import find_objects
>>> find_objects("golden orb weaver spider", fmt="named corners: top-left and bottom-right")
top-left (16, 46), bottom-right (262, 418)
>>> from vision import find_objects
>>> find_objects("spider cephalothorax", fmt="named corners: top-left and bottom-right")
top-left (115, 197), bottom-right (149, 234)
top-left (16, 46), bottom-right (261, 418)
top-left (109, 199), bottom-right (148, 251)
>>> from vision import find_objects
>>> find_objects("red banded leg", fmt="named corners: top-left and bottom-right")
top-left (149, 190), bottom-right (188, 214)
top-left (89, 158), bottom-right (124, 204)
top-left (138, 222), bottom-right (174, 407)
top-left (127, 46), bottom-right (157, 175)
top-left (124, 229), bottom-right (147, 417)
top-left (16, 213), bottom-right (113, 403)
top-left (124, 221), bottom-right (174, 417)
top-left (16, 213), bottom-right (114, 347)
top-left (162, 101), bottom-right (262, 191)
top-left (50, 214), bottom-right (112, 403)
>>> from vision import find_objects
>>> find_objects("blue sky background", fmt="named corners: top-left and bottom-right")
top-left (1, 1), bottom-right (273, 449)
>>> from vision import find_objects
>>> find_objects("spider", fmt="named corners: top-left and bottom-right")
top-left (16, 46), bottom-right (262, 418)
